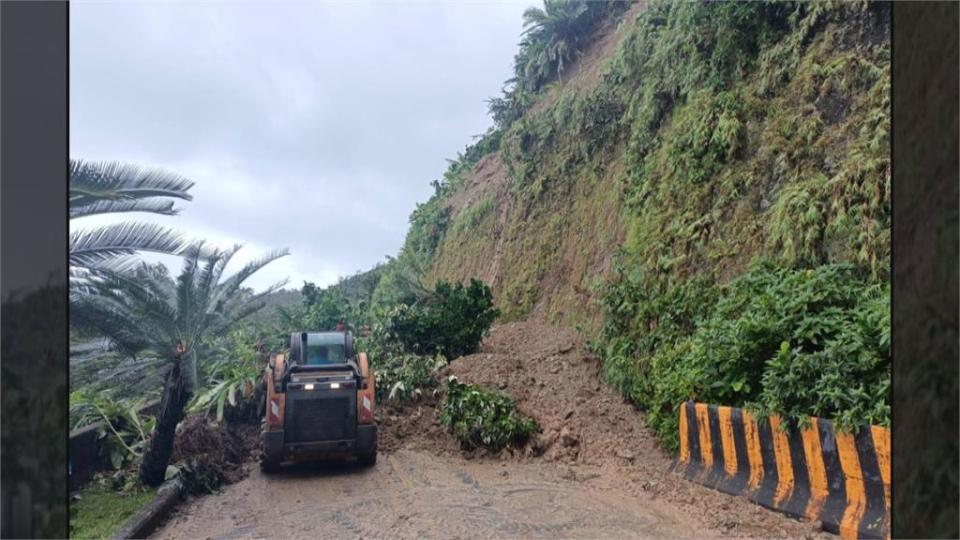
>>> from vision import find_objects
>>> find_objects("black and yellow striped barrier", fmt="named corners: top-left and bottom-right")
top-left (673, 401), bottom-right (890, 540)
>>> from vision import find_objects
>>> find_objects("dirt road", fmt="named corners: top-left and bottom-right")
top-left (157, 449), bottom-right (721, 539)
top-left (154, 322), bottom-right (830, 539)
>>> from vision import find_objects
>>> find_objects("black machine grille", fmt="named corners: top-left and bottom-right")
top-left (287, 395), bottom-right (355, 443)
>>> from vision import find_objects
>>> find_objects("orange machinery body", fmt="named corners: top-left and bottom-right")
top-left (262, 351), bottom-right (376, 466)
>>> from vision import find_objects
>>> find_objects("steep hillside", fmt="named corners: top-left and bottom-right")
top-left (370, 0), bottom-right (890, 450)
top-left (411, 2), bottom-right (647, 329)
top-left (411, 1), bottom-right (889, 335)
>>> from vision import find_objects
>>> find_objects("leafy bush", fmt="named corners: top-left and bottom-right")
top-left (440, 377), bottom-right (539, 451)
top-left (757, 288), bottom-right (890, 429)
top-left (373, 353), bottom-right (446, 403)
top-left (69, 391), bottom-right (155, 470)
top-left (383, 279), bottom-right (499, 361)
top-left (596, 265), bottom-right (717, 406)
top-left (599, 260), bottom-right (890, 451)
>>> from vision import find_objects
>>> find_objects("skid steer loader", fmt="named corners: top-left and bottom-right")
top-left (259, 331), bottom-right (377, 472)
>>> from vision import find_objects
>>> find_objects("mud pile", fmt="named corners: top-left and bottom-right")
top-left (171, 415), bottom-right (259, 493)
top-left (375, 321), bottom-right (829, 538)
top-left (377, 321), bottom-right (673, 471)
top-left (440, 322), bottom-right (667, 471)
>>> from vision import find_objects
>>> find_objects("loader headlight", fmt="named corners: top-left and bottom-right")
top-left (304, 383), bottom-right (315, 390)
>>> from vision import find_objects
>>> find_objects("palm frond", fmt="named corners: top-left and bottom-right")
top-left (213, 279), bottom-right (290, 334)
top-left (70, 295), bottom-right (152, 356)
top-left (70, 222), bottom-right (192, 268)
top-left (73, 242), bottom-right (286, 384)
top-left (213, 248), bottom-right (289, 307)
top-left (69, 159), bottom-right (194, 207)
top-left (175, 244), bottom-right (206, 343)
top-left (194, 245), bottom-right (243, 329)
top-left (96, 273), bottom-right (180, 338)
top-left (70, 199), bottom-right (179, 219)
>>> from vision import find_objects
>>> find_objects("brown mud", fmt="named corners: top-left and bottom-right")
top-left (153, 322), bottom-right (832, 539)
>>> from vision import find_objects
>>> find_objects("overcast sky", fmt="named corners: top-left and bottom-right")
top-left (70, 1), bottom-right (532, 291)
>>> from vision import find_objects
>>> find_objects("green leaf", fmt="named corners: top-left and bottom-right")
top-left (165, 465), bottom-right (180, 481)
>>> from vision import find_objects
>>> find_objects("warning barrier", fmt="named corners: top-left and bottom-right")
top-left (673, 401), bottom-right (889, 540)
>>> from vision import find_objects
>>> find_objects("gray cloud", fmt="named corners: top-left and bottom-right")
top-left (70, 1), bottom-right (532, 290)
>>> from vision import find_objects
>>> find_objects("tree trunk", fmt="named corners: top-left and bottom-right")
top-left (139, 361), bottom-right (192, 486)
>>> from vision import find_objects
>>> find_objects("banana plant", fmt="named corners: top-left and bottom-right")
top-left (189, 328), bottom-right (267, 422)
top-left (189, 362), bottom-right (261, 422)
top-left (69, 391), bottom-right (156, 469)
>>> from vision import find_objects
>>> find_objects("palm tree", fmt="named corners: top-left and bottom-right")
top-left (519, 0), bottom-right (591, 88)
top-left (70, 244), bottom-right (289, 485)
top-left (70, 159), bottom-right (197, 291)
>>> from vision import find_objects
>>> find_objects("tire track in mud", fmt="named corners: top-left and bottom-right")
top-left (154, 449), bottom-right (694, 540)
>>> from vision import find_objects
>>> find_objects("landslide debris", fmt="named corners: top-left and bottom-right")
top-left (376, 321), bottom-right (832, 539)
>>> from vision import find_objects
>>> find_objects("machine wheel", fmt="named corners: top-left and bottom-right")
top-left (357, 450), bottom-right (377, 467)
top-left (259, 459), bottom-right (280, 474)
top-left (258, 418), bottom-right (281, 473)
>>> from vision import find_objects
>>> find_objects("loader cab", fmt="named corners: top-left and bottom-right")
top-left (289, 331), bottom-right (355, 367)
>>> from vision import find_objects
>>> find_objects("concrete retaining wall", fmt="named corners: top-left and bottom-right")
top-left (673, 401), bottom-right (890, 540)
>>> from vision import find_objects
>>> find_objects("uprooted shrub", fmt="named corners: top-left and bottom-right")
top-left (383, 279), bottom-right (499, 361)
top-left (374, 353), bottom-right (446, 403)
top-left (440, 377), bottom-right (539, 452)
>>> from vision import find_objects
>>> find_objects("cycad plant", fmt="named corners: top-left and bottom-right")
top-left (70, 159), bottom-right (197, 291)
top-left (70, 244), bottom-right (288, 485)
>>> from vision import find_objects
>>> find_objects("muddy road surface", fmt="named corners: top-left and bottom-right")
top-left (157, 449), bottom-right (715, 539)
top-left (154, 322), bottom-right (830, 539)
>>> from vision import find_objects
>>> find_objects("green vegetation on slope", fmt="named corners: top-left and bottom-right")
top-left (600, 261), bottom-right (889, 451)
top-left (361, 279), bottom-right (499, 403)
top-left (381, 279), bottom-right (499, 360)
top-left (593, 0), bottom-right (890, 449)
top-left (377, 0), bottom-right (889, 452)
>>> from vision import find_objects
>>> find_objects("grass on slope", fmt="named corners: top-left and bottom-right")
top-left (69, 482), bottom-right (155, 540)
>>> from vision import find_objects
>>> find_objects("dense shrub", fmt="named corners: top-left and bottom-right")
top-left (383, 279), bottom-right (499, 361)
top-left (373, 353), bottom-right (446, 403)
top-left (757, 288), bottom-right (890, 429)
top-left (599, 260), bottom-right (890, 451)
top-left (440, 377), bottom-right (539, 452)
top-left (597, 265), bottom-right (718, 406)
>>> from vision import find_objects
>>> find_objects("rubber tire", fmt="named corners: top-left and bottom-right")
top-left (258, 417), bottom-right (281, 474)
top-left (260, 459), bottom-right (280, 474)
top-left (357, 450), bottom-right (377, 467)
